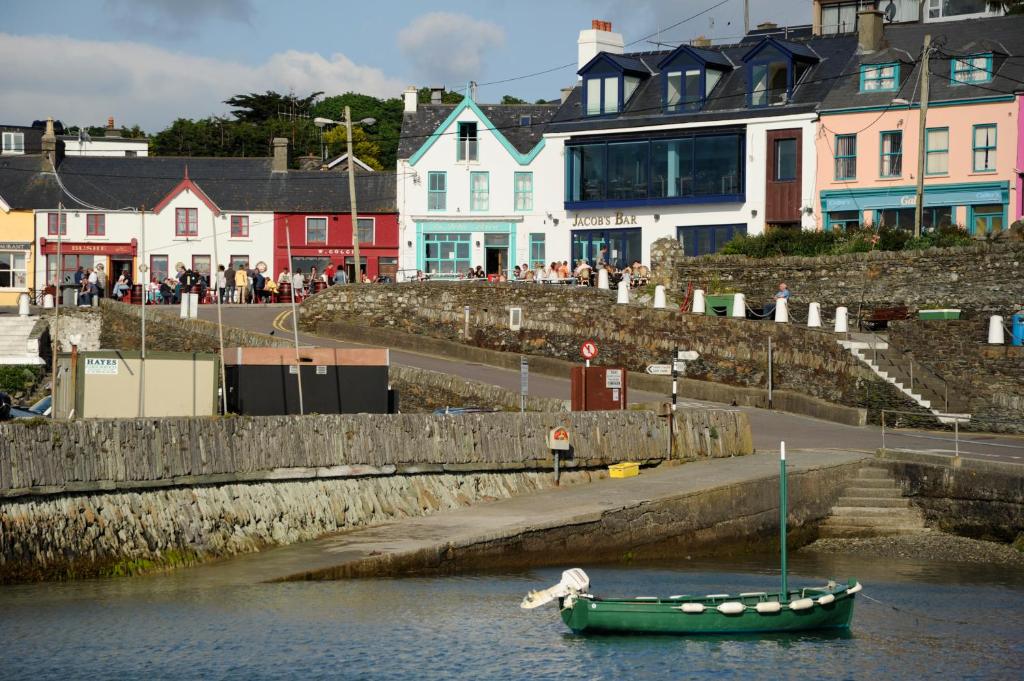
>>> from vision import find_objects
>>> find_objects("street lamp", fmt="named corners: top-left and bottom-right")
top-left (315, 111), bottom-right (377, 283)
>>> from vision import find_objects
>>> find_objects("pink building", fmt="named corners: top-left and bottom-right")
top-left (816, 11), bottom-right (1023, 235)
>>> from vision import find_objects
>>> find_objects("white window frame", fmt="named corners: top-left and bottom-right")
top-left (356, 216), bottom-right (375, 245)
top-left (0, 249), bottom-right (28, 290)
top-left (2, 132), bottom-right (25, 154)
top-left (305, 216), bottom-right (328, 244)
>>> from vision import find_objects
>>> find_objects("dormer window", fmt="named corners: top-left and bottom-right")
top-left (585, 76), bottom-right (618, 115)
top-left (658, 45), bottom-right (730, 113)
top-left (579, 53), bottom-right (648, 117)
top-left (860, 63), bottom-right (899, 92)
top-left (742, 38), bottom-right (817, 108)
top-left (951, 53), bottom-right (993, 85)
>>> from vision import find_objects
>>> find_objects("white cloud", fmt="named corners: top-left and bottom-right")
top-left (0, 33), bottom-right (406, 131)
top-left (397, 12), bottom-right (506, 86)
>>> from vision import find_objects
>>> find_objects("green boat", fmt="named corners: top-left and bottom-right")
top-left (522, 443), bottom-right (862, 635)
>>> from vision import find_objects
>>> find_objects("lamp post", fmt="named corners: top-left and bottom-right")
top-left (314, 112), bottom-right (376, 283)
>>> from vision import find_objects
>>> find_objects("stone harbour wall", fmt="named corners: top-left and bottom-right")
top-left (299, 283), bottom-right (911, 419)
top-left (650, 239), bottom-right (1024, 319)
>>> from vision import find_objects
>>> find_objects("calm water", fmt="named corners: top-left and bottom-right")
top-left (1, 552), bottom-right (1021, 680)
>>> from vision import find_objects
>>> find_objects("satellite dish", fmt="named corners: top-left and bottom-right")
top-left (884, 0), bottom-right (897, 22)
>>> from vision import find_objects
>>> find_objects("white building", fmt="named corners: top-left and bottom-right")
top-left (396, 88), bottom-right (562, 278)
top-left (61, 118), bottom-right (149, 157)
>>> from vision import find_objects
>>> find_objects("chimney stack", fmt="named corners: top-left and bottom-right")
top-left (41, 117), bottom-right (63, 172)
top-left (578, 19), bottom-right (624, 77)
top-left (272, 137), bottom-right (289, 172)
top-left (403, 86), bottom-right (418, 113)
top-left (430, 86), bottom-right (444, 105)
top-left (691, 35), bottom-right (712, 48)
top-left (857, 10), bottom-right (884, 53)
top-left (756, 21), bottom-right (778, 31)
top-left (560, 87), bottom-right (574, 104)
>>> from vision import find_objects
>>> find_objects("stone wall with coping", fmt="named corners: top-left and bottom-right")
top-left (299, 282), bottom-right (912, 419)
top-left (650, 238), bottom-right (1024, 319)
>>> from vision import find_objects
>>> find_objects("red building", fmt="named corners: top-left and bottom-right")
top-left (272, 172), bottom-right (398, 281)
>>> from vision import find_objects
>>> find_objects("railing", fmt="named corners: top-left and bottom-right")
top-left (865, 331), bottom-right (950, 413)
top-left (880, 409), bottom-right (1024, 455)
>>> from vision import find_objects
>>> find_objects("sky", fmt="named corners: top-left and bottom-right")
top-left (0, 0), bottom-right (809, 132)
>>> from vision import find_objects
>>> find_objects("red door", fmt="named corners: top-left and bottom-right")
top-left (765, 129), bottom-right (802, 226)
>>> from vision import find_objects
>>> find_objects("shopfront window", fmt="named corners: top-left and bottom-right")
top-left (923, 206), bottom-right (954, 231)
top-left (677, 225), bottom-right (746, 256)
top-left (423, 232), bottom-right (471, 274)
top-left (47, 254), bottom-right (99, 286)
top-left (150, 255), bottom-right (168, 283)
top-left (971, 204), bottom-right (1004, 234)
top-left (291, 256), bottom-right (332, 275)
top-left (826, 211), bottom-right (861, 231)
top-left (529, 233), bottom-right (545, 266)
top-left (877, 208), bottom-right (916, 230)
top-left (571, 228), bottom-right (641, 269)
top-left (0, 251), bottom-right (28, 289)
top-left (192, 255), bottom-right (211, 279)
top-left (567, 132), bottom-right (742, 206)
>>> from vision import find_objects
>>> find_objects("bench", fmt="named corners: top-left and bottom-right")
top-left (859, 305), bottom-right (909, 331)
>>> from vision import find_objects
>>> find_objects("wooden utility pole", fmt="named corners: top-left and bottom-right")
top-left (914, 34), bottom-right (932, 239)
top-left (345, 106), bottom-right (362, 283)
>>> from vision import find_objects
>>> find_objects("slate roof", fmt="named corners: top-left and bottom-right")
top-left (0, 155), bottom-right (396, 212)
top-left (819, 14), bottom-right (1024, 111)
top-left (397, 103), bottom-right (559, 160)
top-left (548, 34), bottom-right (859, 134)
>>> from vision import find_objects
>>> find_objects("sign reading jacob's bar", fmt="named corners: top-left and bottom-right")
top-left (84, 358), bottom-right (118, 375)
top-left (571, 212), bottom-right (639, 227)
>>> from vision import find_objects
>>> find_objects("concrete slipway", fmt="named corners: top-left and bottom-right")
top-left (185, 450), bottom-right (871, 585)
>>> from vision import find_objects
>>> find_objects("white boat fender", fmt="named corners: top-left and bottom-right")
top-left (789, 598), bottom-right (815, 611)
top-left (848, 582), bottom-right (863, 594)
top-left (678, 603), bottom-right (705, 614)
top-left (816, 594), bottom-right (836, 606)
top-left (717, 602), bottom-right (745, 615)
top-left (755, 602), bottom-right (782, 614)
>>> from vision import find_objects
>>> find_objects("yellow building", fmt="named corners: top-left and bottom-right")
top-left (0, 194), bottom-right (35, 307)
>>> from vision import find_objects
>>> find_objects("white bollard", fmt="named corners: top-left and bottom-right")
top-left (731, 292), bottom-right (746, 318)
top-left (653, 285), bottom-right (666, 309)
top-left (616, 281), bottom-right (630, 304)
top-left (180, 295), bottom-right (189, 319)
top-left (834, 306), bottom-right (849, 333)
top-left (43, 294), bottom-right (54, 309)
top-left (18, 292), bottom-right (30, 316)
top-left (807, 302), bottom-right (822, 328)
top-left (188, 292), bottom-right (200, 319)
top-left (597, 268), bottom-right (610, 290)
top-left (774, 297), bottom-right (789, 323)
top-left (692, 289), bottom-right (706, 314)
top-left (988, 315), bottom-right (1005, 345)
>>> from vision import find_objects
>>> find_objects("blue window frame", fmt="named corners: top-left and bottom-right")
top-left (528, 233), bottom-right (545, 265)
top-left (925, 127), bottom-right (949, 176)
top-left (859, 63), bottom-right (899, 92)
top-left (659, 46), bottom-right (728, 113)
top-left (834, 134), bottom-right (857, 181)
top-left (584, 76), bottom-right (621, 116)
top-left (743, 40), bottom-right (815, 108)
top-left (677, 224), bottom-right (746, 256)
top-left (427, 171), bottom-right (446, 211)
top-left (969, 204), bottom-right (1004, 235)
top-left (470, 171), bottom-right (489, 211)
top-left (972, 124), bottom-right (997, 173)
top-left (423, 232), bottom-right (471, 274)
top-left (514, 172), bottom-right (533, 211)
top-left (951, 53), bottom-right (993, 85)
top-left (879, 131), bottom-right (902, 178)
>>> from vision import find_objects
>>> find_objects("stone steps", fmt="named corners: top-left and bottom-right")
top-left (818, 465), bottom-right (927, 539)
top-left (0, 317), bottom-right (44, 366)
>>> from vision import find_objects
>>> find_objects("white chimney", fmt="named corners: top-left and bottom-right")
top-left (578, 19), bottom-right (624, 79)
top-left (403, 86), bottom-right (418, 113)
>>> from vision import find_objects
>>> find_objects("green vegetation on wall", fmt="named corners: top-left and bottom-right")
top-left (0, 365), bottom-right (43, 394)
top-left (720, 226), bottom-right (974, 259)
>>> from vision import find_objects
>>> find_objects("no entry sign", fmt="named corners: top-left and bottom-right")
top-left (580, 340), bottom-right (599, 360)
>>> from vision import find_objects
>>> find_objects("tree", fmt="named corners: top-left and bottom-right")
top-left (501, 95), bottom-right (527, 104)
top-left (321, 124), bottom-right (384, 170)
top-left (224, 90), bottom-right (323, 123)
top-left (313, 92), bottom-right (404, 169)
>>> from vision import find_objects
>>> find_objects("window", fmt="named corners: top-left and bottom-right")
top-left (529, 233), bottom-right (545, 265)
top-left (860, 63), bottom-right (899, 92)
top-left (971, 204), bottom-right (1004, 235)
top-left (230, 255), bottom-right (249, 271)
top-left (584, 76), bottom-right (622, 116)
top-left (972, 124), bottom-right (997, 172)
top-left (677, 225), bottom-right (746, 256)
top-left (834, 134), bottom-right (857, 181)
top-left (47, 254), bottom-right (98, 286)
top-left (230, 215), bottom-right (249, 238)
top-left (192, 255), bottom-right (211, 278)
top-left (514, 172), bottom-right (533, 211)
top-left (84, 214), bottom-right (106, 236)
top-left (928, 0), bottom-right (999, 20)
top-left (567, 132), bottom-right (743, 206)
top-left (47, 212), bottom-right (67, 235)
top-left (427, 171), bottom-right (447, 211)
top-left (880, 131), bottom-right (902, 178)
top-left (820, 1), bottom-right (875, 34)
top-left (470, 171), bottom-right (489, 211)
top-left (175, 208), bottom-right (198, 237)
top-left (775, 138), bottom-right (797, 181)
top-left (826, 211), bottom-right (861, 232)
top-left (306, 217), bottom-right (327, 243)
top-left (0, 250), bottom-right (28, 289)
top-left (457, 122), bottom-right (478, 161)
top-left (925, 127), bottom-right (949, 175)
top-left (877, 208), bottom-right (916, 230)
top-left (357, 217), bottom-right (374, 244)
top-left (751, 61), bottom-right (789, 107)
top-left (150, 255), bottom-right (168, 284)
top-left (2, 132), bottom-right (25, 154)
top-left (666, 70), bottom-right (702, 112)
top-left (519, 115), bottom-right (532, 127)
top-left (423, 232), bottom-right (471, 274)
top-left (125, 150), bottom-right (137, 157)
top-left (951, 53), bottom-right (993, 84)
top-left (923, 206), bottom-right (953, 231)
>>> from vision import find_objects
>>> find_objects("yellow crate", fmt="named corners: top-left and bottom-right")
top-left (608, 461), bottom-right (640, 479)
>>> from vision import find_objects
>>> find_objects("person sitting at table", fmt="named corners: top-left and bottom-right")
top-left (277, 268), bottom-right (290, 285)
top-left (513, 265), bottom-right (521, 280)
top-left (573, 259), bottom-right (592, 284)
top-left (523, 265), bottom-right (535, 281)
top-left (465, 267), bottom-right (476, 279)
top-left (558, 261), bottom-right (571, 279)
top-left (537, 262), bottom-right (552, 282)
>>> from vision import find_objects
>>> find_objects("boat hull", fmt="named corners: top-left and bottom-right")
top-left (559, 588), bottom-right (857, 636)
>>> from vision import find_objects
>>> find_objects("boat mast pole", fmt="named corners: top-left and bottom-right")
top-left (780, 441), bottom-right (789, 601)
